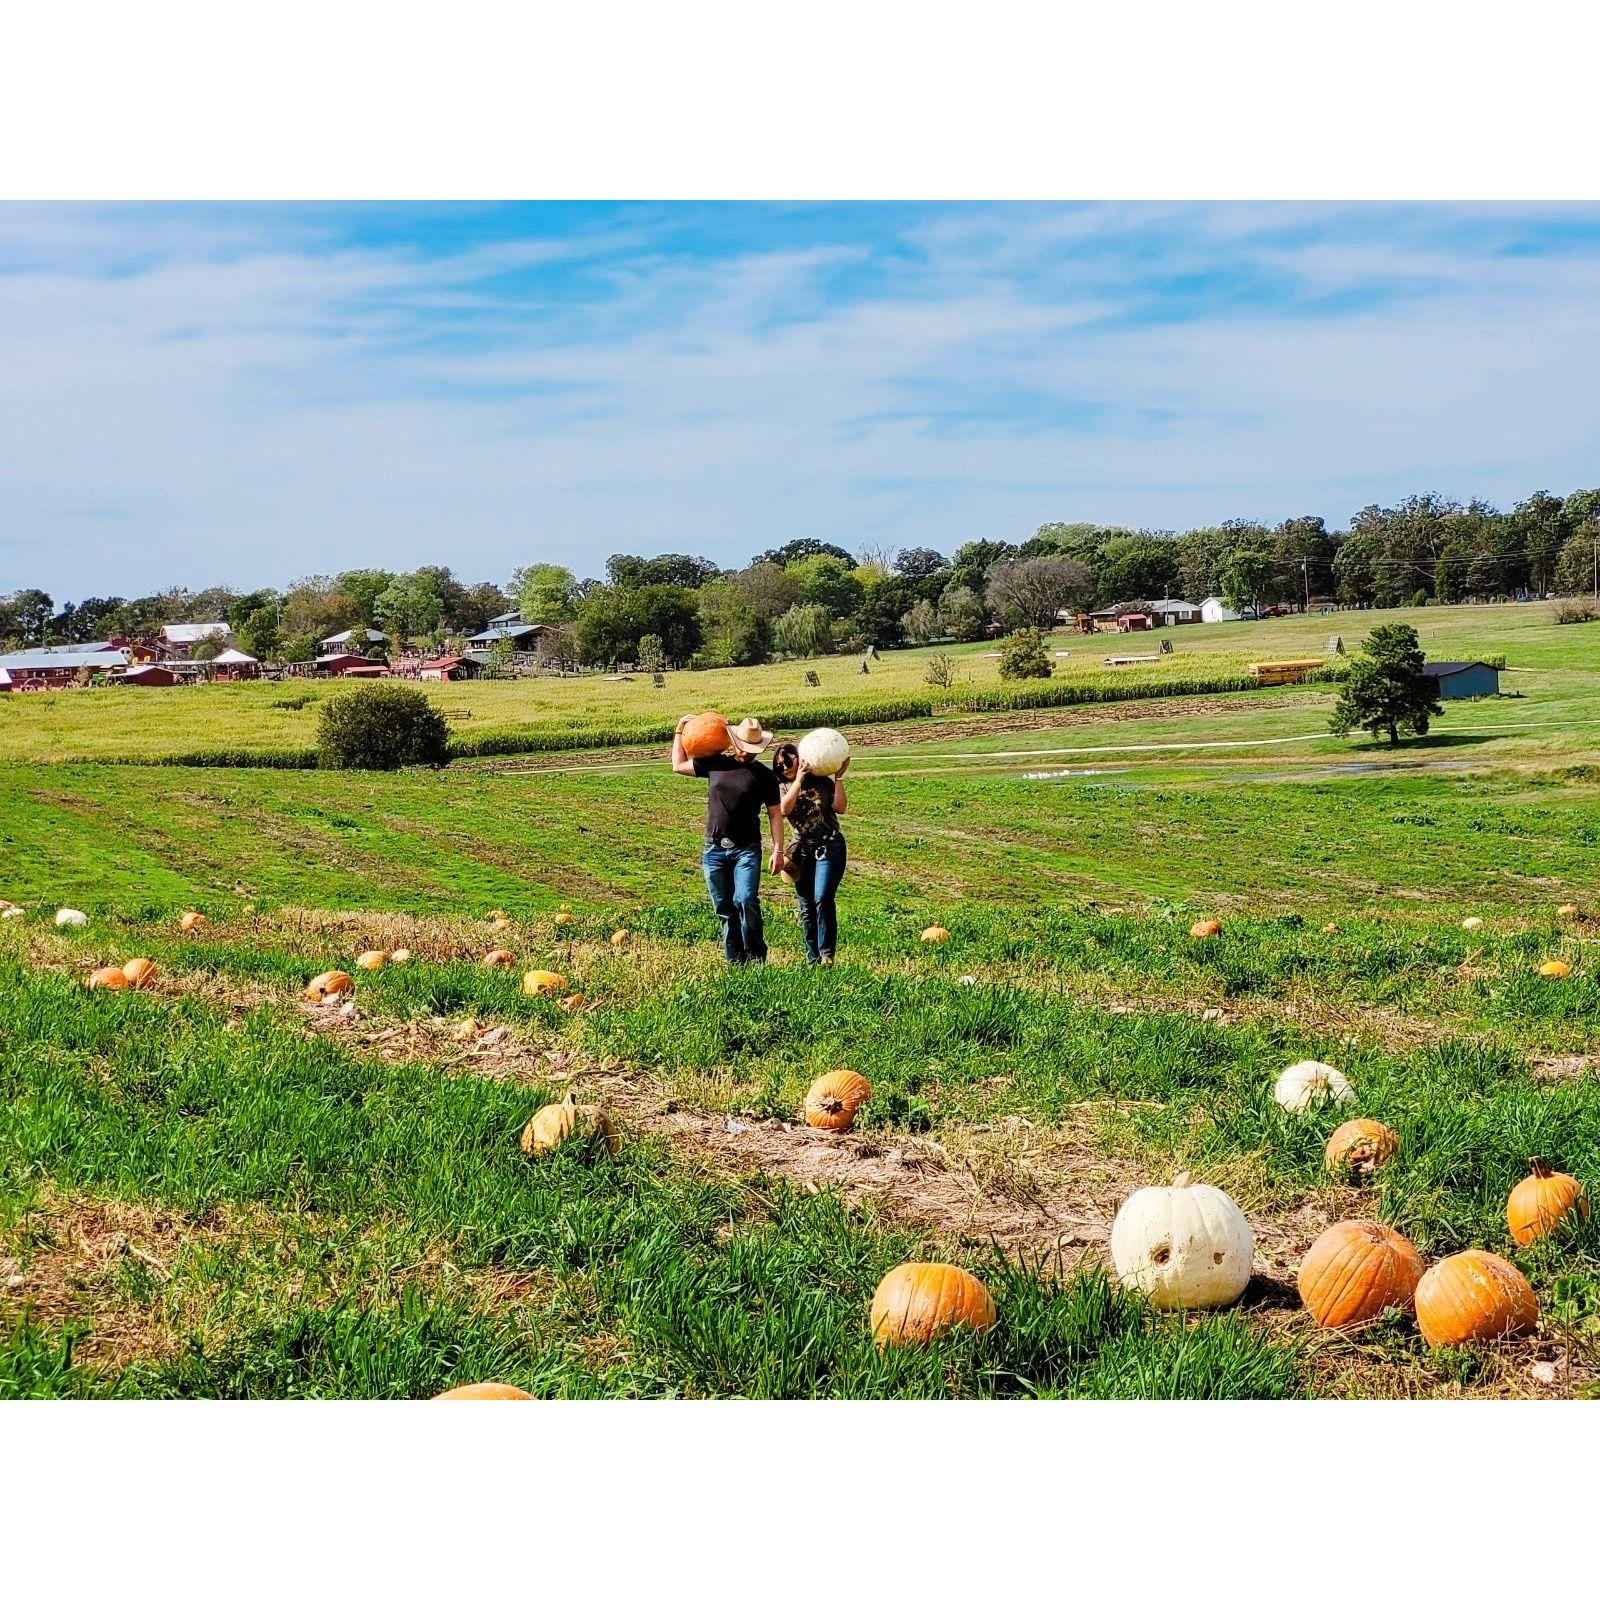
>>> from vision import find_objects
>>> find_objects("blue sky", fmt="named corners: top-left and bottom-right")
top-left (5, 201), bottom-right (1600, 599)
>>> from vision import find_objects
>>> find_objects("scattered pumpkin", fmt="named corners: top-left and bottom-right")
top-left (1538, 958), bottom-right (1571, 979)
top-left (487, 909), bottom-right (509, 923)
top-left (121, 958), bottom-right (159, 990)
top-left (558, 994), bottom-right (587, 1013)
top-left (920, 926), bottom-right (949, 943)
top-left (482, 949), bottom-right (514, 968)
top-left (432, 1382), bottom-right (534, 1401)
top-left (390, 948), bottom-right (411, 963)
top-left (179, 911), bottom-right (208, 932)
top-left (1298, 1220), bottom-right (1425, 1328)
top-left (1324, 1118), bottom-right (1399, 1179)
top-left (679, 711), bottom-right (732, 760)
top-left (355, 950), bottom-right (387, 971)
top-left (869, 1262), bottom-right (995, 1348)
top-left (452, 1018), bottom-right (479, 1042)
top-left (1189, 919), bottom-right (1222, 939)
top-left (798, 726), bottom-right (850, 776)
top-left (1506, 1159), bottom-right (1588, 1245)
top-left (554, 912), bottom-right (574, 925)
top-left (1274, 1059), bottom-right (1355, 1114)
top-left (1557, 902), bottom-right (1579, 918)
top-left (1415, 1250), bottom-right (1538, 1348)
top-left (803, 1069), bottom-right (872, 1132)
top-left (54, 908), bottom-right (89, 928)
top-left (87, 966), bottom-right (129, 990)
top-left (1461, 916), bottom-right (1484, 930)
top-left (1321, 921), bottom-right (1339, 933)
top-left (522, 969), bottom-right (567, 997)
top-left (519, 1091), bottom-right (619, 1159)
top-left (306, 970), bottom-right (354, 1001)
top-left (0, 906), bottom-right (24, 921)
top-left (1109, 1173), bottom-right (1254, 1310)
top-left (610, 929), bottom-right (630, 949)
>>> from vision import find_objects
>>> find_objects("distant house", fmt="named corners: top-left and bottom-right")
top-left (1148, 599), bottom-right (1201, 626)
top-left (1200, 597), bottom-right (1241, 624)
top-left (316, 651), bottom-right (373, 677)
top-left (210, 647), bottom-right (261, 681)
top-left (466, 612), bottom-right (552, 651)
top-left (159, 622), bottom-right (232, 657)
top-left (419, 655), bottom-right (465, 682)
top-left (0, 645), bottom-right (129, 689)
top-left (1423, 660), bottom-right (1501, 699)
top-left (120, 664), bottom-right (179, 688)
top-left (321, 628), bottom-right (389, 650)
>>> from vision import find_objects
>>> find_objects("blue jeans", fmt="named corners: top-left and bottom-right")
top-left (790, 833), bottom-right (846, 962)
top-left (702, 843), bottom-right (767, 963)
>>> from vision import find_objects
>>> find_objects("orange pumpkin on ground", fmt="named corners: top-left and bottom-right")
top-left (610, 929), bottom-right (630, 949)
top-left (1538, 959), bottom-right (1571, 979)
top-left (920, 926), bottom-right (949, 943)
top-left (121, 958), bottom-right (159, 989)
top-left (522, 969), bottom-right (567, 997)
top-left (1415, 1250), bottom-right (1538, 1348)
top-left (519, 1091), bottom-right (619, 1159)
top-left (481, 949), bottom-right (514, 968)
top-left (679, 711), bottom-right (731, 760)
top-left (1506, 1159), bottom-right (1588, 1245)
top-left (804, 1070), bottom-right (872, 1132)
top-left (306, 970), bottom-right (354, 1000)
top-left (432, 1382), bottom-right (533, 1401)
top-left (87, 966), bottom-right (129, 990)
top-left (1557, 902), bottom-right (1579, 918)
top-left (554, 912), bottom-right (574, 926)
top-left (355, 950), bottom-right (387, 971)
top-left (1297, 1220), bottom-right (1425, 1328)
top-left (1324, 1119), bottom-right (1400, 1179)
top-left (179, 911), bottom-right (208, 932)
top-left (1189, 919), bottom-right (1222, 939)
top-left (870, 1263), bottom-right (996, 1348)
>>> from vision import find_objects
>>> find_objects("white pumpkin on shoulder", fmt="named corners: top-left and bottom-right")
top-left (1273, 1059), bottom-right (1354, 1114)
top-left (1109, 1172), bottom-right (1254, 1310)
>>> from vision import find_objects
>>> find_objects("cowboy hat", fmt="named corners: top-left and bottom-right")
top-left (726, 715), bottom-right (774, 754)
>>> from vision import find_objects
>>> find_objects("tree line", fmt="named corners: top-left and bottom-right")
top-left (6, 485), bottom-right (1599, 666)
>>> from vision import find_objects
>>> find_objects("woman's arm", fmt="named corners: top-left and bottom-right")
top-left (669, 715), bottom-right (698, 777)
top-left (767, 804), bottom-right (786, 873)
top-left (778, 756), bottom-right (809, 817)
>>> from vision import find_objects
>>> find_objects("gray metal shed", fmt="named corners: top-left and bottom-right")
top-left (1423, 661), bottom-right (1500, 699)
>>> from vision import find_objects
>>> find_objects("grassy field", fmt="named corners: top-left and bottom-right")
top-left (0, 600), bottom-right (1586, 764)
top-left (3, 600), bottom-right (1599, 1399)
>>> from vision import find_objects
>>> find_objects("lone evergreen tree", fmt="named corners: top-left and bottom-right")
top-left (1329, 623), bottom-right (1443, 746)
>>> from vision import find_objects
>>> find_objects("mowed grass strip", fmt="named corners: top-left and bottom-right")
top-left (0, 961), bottom-right (1303, 1399)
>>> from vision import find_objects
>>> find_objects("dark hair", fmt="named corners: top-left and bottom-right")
top-left (772, 741), bottom-right (799, 779)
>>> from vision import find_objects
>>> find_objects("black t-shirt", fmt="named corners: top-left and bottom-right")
top-left (693, 754), bottom-right (780, 847)
top-left (787, 773), bottom-right (839, 849)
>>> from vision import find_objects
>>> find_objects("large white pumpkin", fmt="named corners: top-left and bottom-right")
top-left (54, 908), bottom-right (89, 928)
top-left (798, 727), bottom-right (850, 776)
top-left (1109, 1173), bottom-right (1254, 1310)
top-left (1273, 1059), bottom-right (1354, 1114)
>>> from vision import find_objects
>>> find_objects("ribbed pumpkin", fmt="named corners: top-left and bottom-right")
top-left (1321, 921), bottom-right (1339, 933)
top-left (804, 1070), bottom-right (872, 1131)
top-left (522, 969), bottom-right (567, 997)
top-left (610, 929), bottom-right (630, 948)
top-left (390, 948), bottom-right (411, 963)
top-left (519, 1091), bottom-right (619, 1159)
top-left (1538, 958), bottom-right (1571, 979)
top-left (554, 912), bottom-right (574, 926)
top-left (1298, 1220), bottom-right (1425, 1328)
top-left (870, 1263), bottom-right (995, 1348)
top-left (1557, 902), bottom-right (1579, 918)
top-left (355, 950), bottom-right (387, 971)
top-left (179, 911), bottom-right (208, 932)
top-left (432, 1382), bottom-right (533, 1401)
top-left (1324, 1118), bottom-right (1399, 1179)
top-left (1506, 1159), bottom-right (1588, 1245)
top-left (54, 908), bottom-right (89, 928)
top-left (481, 949), bottom-right (514, 968)
top-left (1109, 1173), bottom-right (1254, 1310)
top-left (87, 966), bottom-right (129, 990)
top-left (1415, 1250), bottom-right (1538, 1348)
top-left (920, 926), bottom-right (949, 943)
top-left (1189, 918), bottom-right (1222, 939)
top-left (1274, 1059), bottom-right (1355, 1114)
top-left (306, 969), bottom-right (354, 1000)
top-left (121, 957), bottom-right (159, 989)
top-left (452, 1018), bottom-right (479, 1042)
top-left (1461, 916), bottom-right (1485, 930)
top-left (680, 711), bottom-right (731, 760)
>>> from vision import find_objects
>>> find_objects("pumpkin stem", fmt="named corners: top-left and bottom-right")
top-left (1172, 1171), bottom-right (1194, 1188)
top-left (1529, 1158), bottom-right (1553, 1180)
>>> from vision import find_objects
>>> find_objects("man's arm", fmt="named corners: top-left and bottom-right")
top-left (670, 715), bottom-right (698, 777)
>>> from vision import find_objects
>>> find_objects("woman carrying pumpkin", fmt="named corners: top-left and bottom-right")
top-left (772, 739), bottom-right (849, 965)
top-left (671, 713), bottom-right (785, 964)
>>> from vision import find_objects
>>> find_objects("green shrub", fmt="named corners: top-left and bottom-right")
top-left (998, 628), bottom-right (1052, 681)
top-left (316, 684), bottom-right (450, 771)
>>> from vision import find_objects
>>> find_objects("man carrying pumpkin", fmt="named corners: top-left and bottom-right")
top-left (670, 713), bottom-right (785, 963)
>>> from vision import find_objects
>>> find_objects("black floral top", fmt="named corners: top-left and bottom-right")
top-left (787, 773), bottom-right (839, 849)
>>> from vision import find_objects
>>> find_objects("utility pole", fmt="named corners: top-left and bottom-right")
top-left (1302, 556), bottom-right (1311, 614)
